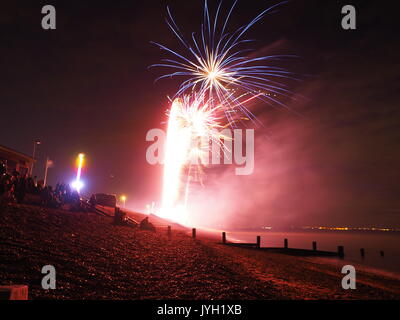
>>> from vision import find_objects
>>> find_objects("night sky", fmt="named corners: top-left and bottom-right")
top-left (1, 0), bottom-right (399, 227)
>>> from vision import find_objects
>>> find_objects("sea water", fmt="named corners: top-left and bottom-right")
top-left (226, 230), bottom-right (400, 274)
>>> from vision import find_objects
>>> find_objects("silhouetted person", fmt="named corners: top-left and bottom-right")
top-left (0, 162), bottom-right (6, 176)
top-left (139, 217), bottom-right (156, 232)
top-left (14, 176), bottom-right (26, 204)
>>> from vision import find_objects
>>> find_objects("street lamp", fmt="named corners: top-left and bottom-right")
top-left (30, 140), bottom-right (41, 176)
top-left (120, 195), bottom-right (127, 209)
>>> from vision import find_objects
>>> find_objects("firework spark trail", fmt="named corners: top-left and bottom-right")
top-left (71, 153), bottom-right (85, 193)
top-left (159, 95), bottom-right (229, 223)
top-left (150, 0), bottom-right (298, 124)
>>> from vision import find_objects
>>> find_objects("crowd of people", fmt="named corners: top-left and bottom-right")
top-left (0, 161), bottom-right (81, 210)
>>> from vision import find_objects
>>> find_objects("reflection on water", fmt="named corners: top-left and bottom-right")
top-left (227, 231), bottom-right (400, 274)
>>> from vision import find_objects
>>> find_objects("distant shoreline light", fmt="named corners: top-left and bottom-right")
top-left (272, 226), bottom-right (400, 232)
top-left (302, 226), bottom-right (398, 232)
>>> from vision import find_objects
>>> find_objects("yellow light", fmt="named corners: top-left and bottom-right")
top-left (120, 195), bottom-right (127, 202)
top-left (76, 153), bottom-right (85, 169)
top-left (75, 153), bottom-right (85, 181)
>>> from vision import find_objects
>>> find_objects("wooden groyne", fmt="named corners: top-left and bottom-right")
top-left (221, 232), bottom-right (345, 258)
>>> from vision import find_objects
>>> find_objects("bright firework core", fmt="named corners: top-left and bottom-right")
top-left (71, 180), bottom-right (84, 193)
top-left (206, 68), bottom-right (221, 81)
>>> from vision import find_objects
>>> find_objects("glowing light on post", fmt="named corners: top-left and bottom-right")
top-left (120, 195), bottom-right (127, 208)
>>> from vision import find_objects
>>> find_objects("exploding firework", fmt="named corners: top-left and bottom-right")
top-left (150, 0), bottom-right (296, 123)
top-left (153, 1), bottom-right (296, 224)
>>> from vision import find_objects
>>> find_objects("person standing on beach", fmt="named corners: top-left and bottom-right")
top-left (14, 176), bottom-right (26, 204)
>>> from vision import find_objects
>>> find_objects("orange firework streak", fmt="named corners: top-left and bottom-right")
top-left (76, 153), bottom-right (84, 180)
top-left (72, 153), bottom-right (85, 192)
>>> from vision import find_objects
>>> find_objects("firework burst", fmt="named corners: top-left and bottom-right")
top-left (150, 0), bottom-right (297, 123)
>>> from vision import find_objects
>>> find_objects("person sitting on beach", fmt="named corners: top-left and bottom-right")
top-left (139, 217), bottom-right (156, 232)
top-left (114, 207), bottom-right (127, 225)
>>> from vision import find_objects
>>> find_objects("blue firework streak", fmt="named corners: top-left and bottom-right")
top-left (150, 0), bottom-right (298, 123)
